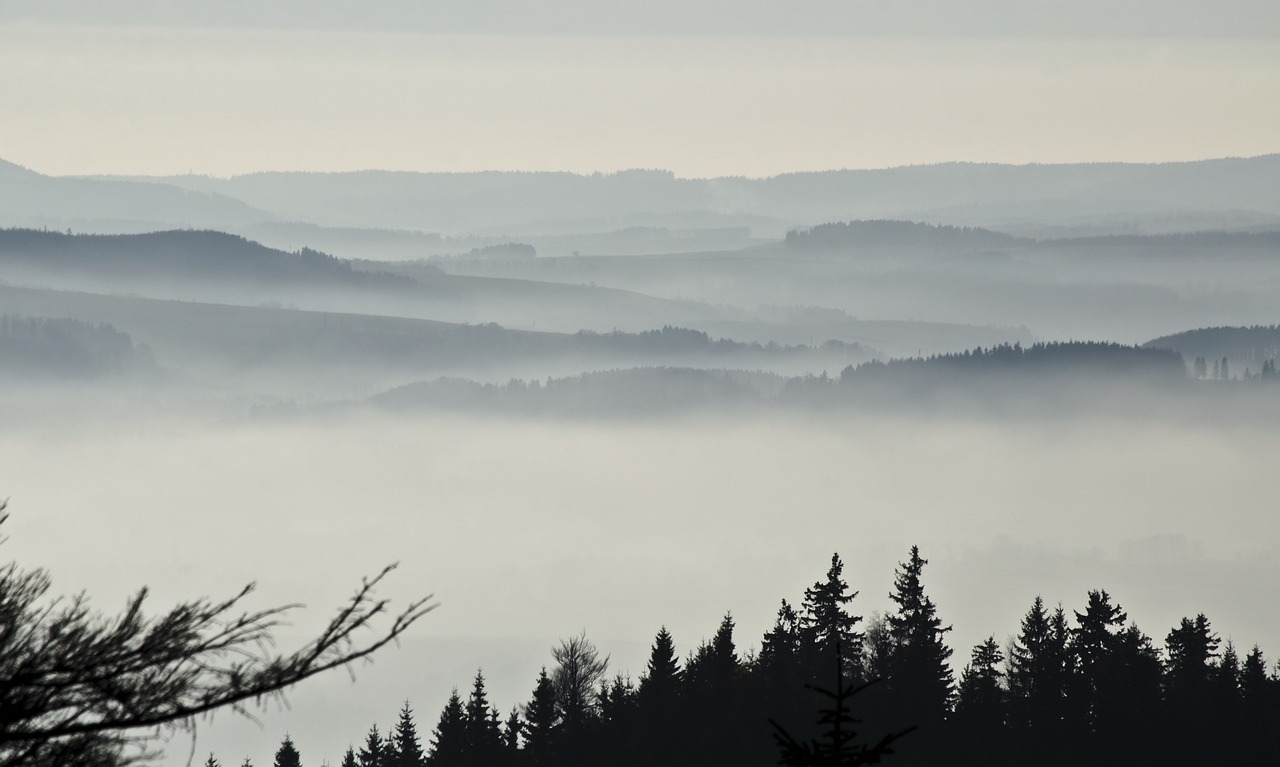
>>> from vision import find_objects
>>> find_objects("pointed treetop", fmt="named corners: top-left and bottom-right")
top-left (273, 735), bottom-right (302, 767)
top-left (390, 700), bottom-right (426, 767)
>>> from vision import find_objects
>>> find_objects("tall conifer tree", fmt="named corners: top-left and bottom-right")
top-left (886, 546), bottom-right (954, 729)
top-left (521, 668), bottom-right (560, 766)
top-left (427, 690), bottom-right (468, 767)
top-left (273, 736), bottom-right (302, 767)
top-left (389, 702), bottom-right (426, 767)
top-left (801, 554), bottom-right (865, 683)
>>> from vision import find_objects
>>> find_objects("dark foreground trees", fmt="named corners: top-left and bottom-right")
top-left (349, 545), bottom-right (1278, 767)
top-left (0, 500), bottom-right (435, 767)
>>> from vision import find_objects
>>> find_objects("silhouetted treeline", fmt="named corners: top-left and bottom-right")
top-left (1146, 325), bottom-right (1280, 379)
top-left (371, 367), bottom-right (781, 416)
top-left (428, 243), bottom-right (537, 262)
top-left (838, 342), bottom-right (1186, 382)
top-left (371, 342), bottom-right (1192, 416)
top-left (574, 326), bottom-right (864, 358)
top-left (237, 547), bottom-right (1280, 767)
top-left (785, 221), bottom-right (1024, 252)
top-left (0, 228), bottom-right (410, 288)
top-left (0, 314), bottom-right (153, 378)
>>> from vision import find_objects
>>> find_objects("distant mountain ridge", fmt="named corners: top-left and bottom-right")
top-left (785, 220), bottom-right (1025, 251)
top-left (10, 153), bottom-right (1272, 237)
top-left (1145, 326), bottom-right (1280, 374)
top-left (0, 164), bottom-right (274, 232)
top-left (0, 229), bottom-right (406, 288)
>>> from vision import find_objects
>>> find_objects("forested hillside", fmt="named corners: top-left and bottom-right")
top-left (0, 315), bottom-right (154, 378)
top-left (1145, 325), bottom-right (1280, 376)
top-left (784, 220), bottom-right (1024, 252)
top-left (229, 548), bottom-right (1280, 767)
top-left (0, 229), bottom-right (408, 288)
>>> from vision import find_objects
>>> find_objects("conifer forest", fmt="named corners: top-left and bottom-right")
top-left (4, 3), bottom-right (1280, 766)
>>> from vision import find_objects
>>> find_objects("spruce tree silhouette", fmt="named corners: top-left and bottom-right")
top-left (426, 691), bottom-right (466, 767)
top-left (770, 642), bottom-right (914, 767)
top-left (271, 736), bottom-right (300, 767)
top-left (801, 555), bottom-right (865, 684)
top-left (520, 669), bottom-right (559, 766)
top-left (356, 725), bottom-right (384, 767)
top-left (389, 702), bottom-right (426, 767)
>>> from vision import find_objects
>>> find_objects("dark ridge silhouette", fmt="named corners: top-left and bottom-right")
top-left (0, 314), bottom-right (154, 378)
top-left (0, 228), bottom-right (409, 288)
top-left (233, 547), bottom-right (1280, 767)
top-left (784, 221), bottom-right (1025, 252)
top-left (103, 155), bottom-right (1280, 234)
top-left (573, 326), bottom-right (865, 358)
top-left (364, 343), bottom-right (1205, 419)
top-left (1145, 325), bottom-right (1280, 377)
top-left (0, 165), bottom-right (272, 231)
top-left (838, 342), bottom-right (1186, 383)
top-left (369, 367), bottom-right (781, 416)
top-left (429, 243), bottom-right (537, 262)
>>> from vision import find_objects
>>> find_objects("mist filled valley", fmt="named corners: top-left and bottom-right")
top-left (4, 154), bottom-right (1280, 765)
top-left (5, 7), bottom-right (1280, 763)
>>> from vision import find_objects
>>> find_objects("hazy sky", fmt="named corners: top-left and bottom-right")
top-left (2, 1), bottom-right (1279, 177)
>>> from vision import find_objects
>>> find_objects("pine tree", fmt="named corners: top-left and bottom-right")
top-left (1164, 614), bottom-right (1226, 764)
top-left (389, 702), bottom-right (426, 767)
top-left (521, 668), bottom-right (559, 766)
top-left (1240, 645), bottom-right (1269, 709)
top-left (886, 546), bottom-right (954, 730)
top-left (599, 673), bottom-right (637, 724)
top-left (801, 554), bottom-right (865, 683)
top-left (427, 690), bottom-right (468, 767)
top-left (638, 626), bottom-right (682, 708)
top-left (685, 613), bottom-right (739, 693)
top-left (759, 601), bottom-right (802, 681)
top-left (204, 754), bottom-right (222, 767)
top-left (340, 747), bottom-right (358, 767)
top-left (502, 707), bottom-right (522, 753)
top-left (1068, 589), bottom-right (1129, 736)
top-left (464, 670), bottom-right (502, 760)
top-left (273, 735), bottom-right (302, 767)
top-left (956, 637), bottom-right (1005, 717)
top-left (357, 724), bottom-right (386, 767)
top-left (1165, 614), bottom-right (1219, 701)
top-left (635, 627), bottom-right (683, 765)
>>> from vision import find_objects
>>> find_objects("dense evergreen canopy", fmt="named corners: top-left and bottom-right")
top-left (217, 547), bottom-right (1280, 767)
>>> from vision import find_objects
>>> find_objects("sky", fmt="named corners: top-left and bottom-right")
top-left (2, 1), bottom-right (1279, 177)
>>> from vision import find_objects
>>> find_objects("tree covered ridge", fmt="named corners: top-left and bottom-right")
top-left (0, 229), bottom-right (409, 288)
top-left (234, 548), bottom-right (1279, 767)
top-left (1145, 325), bottom-right (1280, 376)
top-left (371, 342), bottom-right (1192, 416)
top-left (0, 314), bottom-right (154, 377)
top-left (838, 341), bottom-right (1186, 380)
top-left (784, 220), bottom-right (1025, 251)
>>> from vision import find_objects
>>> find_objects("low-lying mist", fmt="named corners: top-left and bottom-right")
top-left (2, 406), bottom-right (1276, 764)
